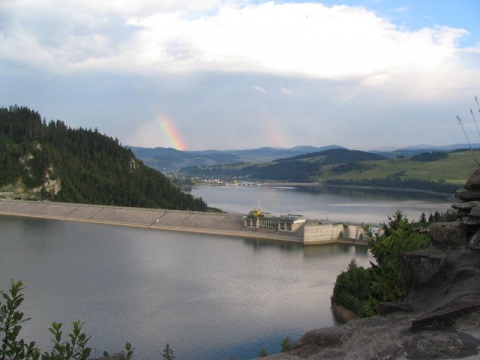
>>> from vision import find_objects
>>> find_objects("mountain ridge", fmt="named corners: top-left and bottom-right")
top-left (129, 143), bottom-right (478, 172)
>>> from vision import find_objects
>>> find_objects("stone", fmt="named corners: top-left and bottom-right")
top-left (470, 205), bottom-right (480, 219)
top-left (410, 296), bottom-right (480, 331)
top-left (465, 169), bottom-right (480, 190)
top-left (405, 331), bottom-right (480, 359)
top-left (378, 302), bottom-right (414, 316)
top-left (462, 217), bottom-right (480, 226)
top-left (429, 222), bottom-right (467, 247)
top-left (459, 190), bottom-right (480, 201)
top-left (465, 168), bottom-right (480, 190)
top-left (399, 249), bottom-right (447, 299)
top-left (259, 310), bottom-right (480, 360)
top-left (470, 229), bottom-right (480, 250)
top-left (452, 201), bottom-right (479, 210)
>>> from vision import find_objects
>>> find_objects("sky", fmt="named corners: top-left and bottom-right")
top-left (1, 0), bottom-right (479, 151)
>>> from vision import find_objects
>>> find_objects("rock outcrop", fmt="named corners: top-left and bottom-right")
top-left (263, 169), bottom-right (480, 359)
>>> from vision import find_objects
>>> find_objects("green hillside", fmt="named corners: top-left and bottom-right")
top-left (320, 151), bottom-right (477, 185)
top-left (182, 148), bottom-right (478, 195)
top-left (0, 105), bottom-right (207, 211)
top-left (181, 149), bottom-right (386, 182)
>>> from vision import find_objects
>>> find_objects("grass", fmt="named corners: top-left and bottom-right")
top-left (318, 150), bottom-right (480, 186)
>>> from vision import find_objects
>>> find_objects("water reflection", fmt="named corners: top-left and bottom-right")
top-left (0, 216), bottom-right (372, 360)
top-left (292, 185), bottom-right (452, 201)
top-left (190, 185), bottom-right (453, 225)
top-left (243, 238), bottom-right (300, 252)
top-left (302, 243), bottom-right (370, 259)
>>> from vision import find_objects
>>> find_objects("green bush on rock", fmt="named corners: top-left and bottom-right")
top-left (332, 259), bottom-right (376, 317)
top-left (332, 211), bottom-right (431, 318)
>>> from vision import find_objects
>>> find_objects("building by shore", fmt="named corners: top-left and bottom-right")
top-left (0, 200), bottom-right (368, 245)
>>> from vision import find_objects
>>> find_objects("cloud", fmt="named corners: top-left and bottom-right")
top-left (1, 1), bottom-right (476, 80)
top-left (0, 1), bottom-right (479, 151)
top-left (279, 87), bottom-right (296, 95)
top-left (253, 85), bottom-right (268, 94)
top-left (393, 7), bottom-right (409, 13)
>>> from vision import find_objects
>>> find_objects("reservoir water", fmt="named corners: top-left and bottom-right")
top-left (190, 184), bottom-right (453, 225)
top-left (0, 186), bottom-right (453, 359)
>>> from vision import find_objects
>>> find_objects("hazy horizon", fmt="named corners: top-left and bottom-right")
top-left (127, 142), bottom-right (478, 152)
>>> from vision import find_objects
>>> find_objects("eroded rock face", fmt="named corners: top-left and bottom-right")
top-left (261, 169), bottom-right (480, 360)
top-left (263, 310), bottom-right (480, 360)
top-left (429, 221), bottom-right (467, 248)
top-left (465, 168), bottom-right (480, 191)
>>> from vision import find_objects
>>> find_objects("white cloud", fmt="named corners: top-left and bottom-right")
top-left (253, 85), bottom-right (268, 94)
top-left (1, 0), bottom-right (476, 81)
top-left (279, 87), bottom-right (296, 95)
top-left (393, 7), bottom-right (409, 13)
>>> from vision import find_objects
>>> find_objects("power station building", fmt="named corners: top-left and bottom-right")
top-left (243, 210), bottom-right (306, 231)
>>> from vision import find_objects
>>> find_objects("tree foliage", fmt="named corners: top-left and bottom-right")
top-left (367, 211), bottom-right (431, 303)
top-left (280, 337), bottom-right (293, 352)
top-left (0, 106), bottom-right (207, 211)
top-left (0, 281), bottom-right (183, 360)
top-left (182, 148), bottom-right (384, 182)
top-left (331, 260), bottom-right (375, 317)
top-left (331, 162), bottom-right (374, 174)
top-left (0, 280), bottom-right (136, 360)
top-left (332, 211), bottom-right (431, 317)
top-left (411, 151), bottom-right (448, 162)
top-left (0, 280), bottom-right (38, 360)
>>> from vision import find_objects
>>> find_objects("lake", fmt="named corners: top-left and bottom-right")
top-left (190, 184), bottom-right (454, 225)
top-left (0, 186), bottom-right (453, 359)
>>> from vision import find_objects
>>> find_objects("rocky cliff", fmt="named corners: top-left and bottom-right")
top-left (263, 169), bottom-right (480, 359)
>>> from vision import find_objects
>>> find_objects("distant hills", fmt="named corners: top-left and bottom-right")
top-left (130, 144), bottom-right (480, 195)
top-left (128, 145), bottom-right (344, 172)
top-left (129, 143), bottom-right (477, 172)
top-left (178, 148), bottom-right (387, 183)
top-left (371, 144), bottom-right (478, 159)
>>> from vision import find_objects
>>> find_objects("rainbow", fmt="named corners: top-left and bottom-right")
top-left (160, 116), bottom-right (187, 150)
top-left (263, 114), bottom-right (288, 148)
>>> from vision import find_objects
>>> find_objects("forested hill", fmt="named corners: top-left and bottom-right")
top-left (0, 105), bottom-right (207, 211)
top-left (181, 148), bottom-right (387, 182)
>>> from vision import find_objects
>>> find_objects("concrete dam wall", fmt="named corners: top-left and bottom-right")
top-left (0, 200), bottom-right (367, 245)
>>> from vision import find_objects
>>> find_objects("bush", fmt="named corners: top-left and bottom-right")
top-left (0, 280), bottom-right (134, 360)
top-left (332, 211), bottom-right (431, 317)
top-left (258, 348), bottom-right (268, 357)
top-left (331, 260), bottom-right (376, 317)
top-left (368, 211), bottom-right (430, 303)
top-left (280, 337), bottom-right (293, 352)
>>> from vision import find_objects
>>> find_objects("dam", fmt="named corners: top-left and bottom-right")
top-left (0, 200), bottom-right (368, 245)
